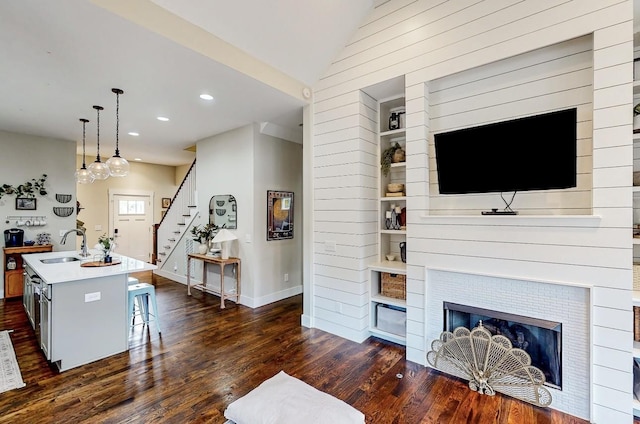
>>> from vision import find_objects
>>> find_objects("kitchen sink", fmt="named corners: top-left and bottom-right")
top-left (40, 256), bottom-right (80, 264)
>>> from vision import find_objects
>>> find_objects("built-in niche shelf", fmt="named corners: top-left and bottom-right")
top-left (380, 128), bottom-right (406, 138)
top-left (419, 215), bottom-right (602, 226)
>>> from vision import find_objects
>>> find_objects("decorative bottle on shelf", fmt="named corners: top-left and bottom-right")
top-left (391, 206), bottom-right (401, 230)
top-left (385, 211), bottom-right (392, 230)
top-left (388, 106), bottom-right (405, 130)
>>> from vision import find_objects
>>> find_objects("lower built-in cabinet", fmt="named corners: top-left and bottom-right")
top-left (3, 245), bottom-right (52, 299)
top-left (369, 262), bottom-right (406, 345)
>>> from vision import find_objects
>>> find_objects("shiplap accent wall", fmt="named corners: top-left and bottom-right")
top-left (312, 90), bottom-right (378, 341)
top-left (310, 0), bottom-right (634, 422)
top-left (428, 37), bottom-right (593, 215)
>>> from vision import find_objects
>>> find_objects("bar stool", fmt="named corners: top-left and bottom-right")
top-left (128, 282), bottom-right (161, 333)
top-left (128, 277), bottom-right (142, 325)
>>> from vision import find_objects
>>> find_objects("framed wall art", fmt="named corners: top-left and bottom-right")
top-left (16, 197), bottom-right (36, 210)
top-left (162, 197), bottom-right (171, 208)
top-left (267, 190), bottom-right (293, 241)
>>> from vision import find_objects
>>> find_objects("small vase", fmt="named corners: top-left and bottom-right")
top-left (198, 243), bottom-right (208, 254)
top-left (104, 255), bottom-right (112, 264)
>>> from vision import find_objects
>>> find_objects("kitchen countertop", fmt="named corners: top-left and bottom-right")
top-left (23, 250), bottom-right (157, 284)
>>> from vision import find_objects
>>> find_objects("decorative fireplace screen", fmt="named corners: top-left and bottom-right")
top-left (427, 323), bottom-right (553, 407)
top-left (443, 302), bottom-right (562, 390)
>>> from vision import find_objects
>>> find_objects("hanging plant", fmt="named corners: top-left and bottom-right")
top-left (0, 174), bottom-right (48, 199)
top-left (381, 143), bottom-right (404, 176)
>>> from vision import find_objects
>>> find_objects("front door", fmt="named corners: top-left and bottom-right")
top-left (110, 193), bottom-right (153, 262)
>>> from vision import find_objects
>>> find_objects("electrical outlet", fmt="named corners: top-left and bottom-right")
top-left (85, 292), bottom-right (101, 302)
top-left (284, 273), bottom-right (289, 282)
top-left (324, 240), bottom-right (336, 252)
top-left (94, 224), bottom-right (102, 231)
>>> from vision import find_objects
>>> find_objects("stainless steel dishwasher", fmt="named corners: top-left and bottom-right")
top-left (39, 283), bottom-right (51, 360)
top-left (23, 265), bottom-right (41, 332)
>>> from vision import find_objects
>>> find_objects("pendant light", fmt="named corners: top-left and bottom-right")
top-left (87, 105), bottom-right (110, 180)
top-left (106, 88), bottom-right (129, 177)
top-left (75, 118), bottom-right (94, 184)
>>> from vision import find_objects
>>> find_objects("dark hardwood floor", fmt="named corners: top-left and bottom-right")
top-left (0, 273), bottom-right (591, 423)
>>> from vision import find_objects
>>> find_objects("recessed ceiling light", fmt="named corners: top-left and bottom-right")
top-left (128, 132), bottom-right (139, 136)
top-left (157, 116), bottom-right (169, 122)
top-left (199, 94), bottom-right (214, 101)
top-left (134, 158), bottom-right (142, 161)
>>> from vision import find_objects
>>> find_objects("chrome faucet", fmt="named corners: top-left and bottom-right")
top-left (61, 228), bottom-right (89, 257)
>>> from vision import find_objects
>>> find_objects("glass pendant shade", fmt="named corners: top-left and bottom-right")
top-left (107, 88), bottom-right (129, 177)
top-left (75, 118), bottom-right (95, 184)
top-left (88, 160), bottom-right (110, 180)
top-left (106, 155), bottom-right (129, 177)
top-left (89, 105), bottom-right (110, 181)
top-left (75, 167), bottom-right (94, 184)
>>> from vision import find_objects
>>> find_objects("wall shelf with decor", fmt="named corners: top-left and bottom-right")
top-left (377, 94), bottom-right (407, 266)
top-left (368, 93), bottom-right (407, 345)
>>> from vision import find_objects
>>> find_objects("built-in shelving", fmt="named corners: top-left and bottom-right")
top-left (369, 92), bottom-right (407, 345)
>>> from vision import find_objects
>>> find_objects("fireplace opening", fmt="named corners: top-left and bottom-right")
top-left (443, 302), bottom-right (562, 390)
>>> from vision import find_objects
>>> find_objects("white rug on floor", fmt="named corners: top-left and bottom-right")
top-left (0, 330), bottom-right (25, 393)
top-left (224, 371), bottom-right (365, 424)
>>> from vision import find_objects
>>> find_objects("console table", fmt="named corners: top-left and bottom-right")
top-left (186, 254), bottom-right (241, 309)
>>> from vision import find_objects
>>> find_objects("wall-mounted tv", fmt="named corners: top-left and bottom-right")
top-left (434, 108), bottom-right (577, 195)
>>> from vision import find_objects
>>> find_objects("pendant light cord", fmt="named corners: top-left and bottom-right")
top-left (94, 105), bottom-right (102, 161)
top-left (81, 118), bottom-right (88, 168)
top-left (115, 90), bottom-right (120, 156)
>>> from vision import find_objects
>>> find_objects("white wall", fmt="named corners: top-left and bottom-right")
top-left (253, 128), bottom-right (303, 303)
top-left (194, 124), bottom-right (303, 307)
top-left (309, 0), bottom-right (633, 422)
top-left (0, 130), bottom-right (76, 298)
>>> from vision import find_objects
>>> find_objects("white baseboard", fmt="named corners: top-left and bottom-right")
top-left (301, 314), bottom-right (313, 328)
top-left (153, 270), bottom-right (302, 309)
top-left (154, 269), bottom-right (188, 285)
top-left (241, 285), bottom-right (302, 308)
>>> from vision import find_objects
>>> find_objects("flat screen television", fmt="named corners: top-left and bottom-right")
top-left (434, 108), bottom-right (577, 195)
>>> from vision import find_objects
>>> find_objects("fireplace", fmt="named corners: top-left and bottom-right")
top-left (444, 302), bottom-right (562, 390)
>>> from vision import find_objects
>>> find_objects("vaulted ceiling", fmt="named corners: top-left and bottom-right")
top-left (0, 0), bottom-right (374, 166)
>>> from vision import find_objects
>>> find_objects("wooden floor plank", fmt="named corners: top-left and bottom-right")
top-left (0, 273), bottom-right (595, 423)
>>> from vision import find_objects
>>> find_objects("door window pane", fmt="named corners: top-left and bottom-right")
top-left (118, 200), bottom-right (145, 215)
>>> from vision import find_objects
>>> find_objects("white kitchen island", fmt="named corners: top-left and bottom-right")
top-left (23, 250), bottom-right (157, 372)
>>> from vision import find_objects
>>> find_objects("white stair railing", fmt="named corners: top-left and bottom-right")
top-left (155, 160), bottom-right (197, 269)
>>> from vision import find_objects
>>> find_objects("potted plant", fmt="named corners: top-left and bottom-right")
top-left (97, 233), bottom-right (115, 263)
top-left (191, 223), bottom-right (218, 254)
top-left (381, 142), bottom-right (405, 176)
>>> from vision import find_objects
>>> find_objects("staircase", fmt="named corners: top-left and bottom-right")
top-left (154, 160), bottom-right (197, 269)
